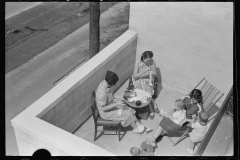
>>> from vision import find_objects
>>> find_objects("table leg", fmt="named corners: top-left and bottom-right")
top-left (135, 105), bottom-right (150, 120)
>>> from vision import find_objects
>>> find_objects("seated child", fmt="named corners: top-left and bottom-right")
top-left (160, 99), bottom-right (186, 125)
top-left (187, 111), bottom-right (210, 155)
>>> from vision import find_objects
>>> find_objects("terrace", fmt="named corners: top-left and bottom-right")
top-left (74, 80), bottom-right (233, 156)
top-left (11, 2), bottom-right (233, 156)
top-left (11, 30), bottom-right (233, 156)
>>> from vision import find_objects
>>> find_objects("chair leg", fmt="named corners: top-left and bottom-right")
top-left (118, 124), bottom-right (121, 141)
top-left (167, 137), bottom-right (174, 144)
top-left (94, 126), bottom-right (97, 141)
top-left (173, 128), bottom-right (190, 146)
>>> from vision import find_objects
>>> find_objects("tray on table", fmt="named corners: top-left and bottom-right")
top-left (123, 90), bottom-right (152, 108)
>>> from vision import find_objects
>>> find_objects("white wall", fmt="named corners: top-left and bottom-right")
top-left (129, 2), bottom-right (233, 102)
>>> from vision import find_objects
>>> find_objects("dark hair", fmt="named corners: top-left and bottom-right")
top-left (140, 51), bottom-right (153, 61)
top-left (189, 89), bottom-right (203, 103)
top-left (175, 99), bottom-right (185, 110)
top-left (199, 111), bottom-right (209, 123)
top-left (105, 70), bottom-right (119, 86)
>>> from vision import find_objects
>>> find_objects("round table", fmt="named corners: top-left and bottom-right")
top-left (123, 90), bottom-right (152, 120)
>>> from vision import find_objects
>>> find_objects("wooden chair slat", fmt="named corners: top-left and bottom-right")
top-left (204, 88), bottom-right (218, 110)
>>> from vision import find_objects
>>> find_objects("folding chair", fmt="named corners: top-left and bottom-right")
top-left (91, 91), bottom-right (122, 141)
top-left (168, 77), bottom-right (224, 146)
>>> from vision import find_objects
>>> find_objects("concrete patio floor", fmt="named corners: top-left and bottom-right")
top-left (74, 80), bottom-right (199, 156)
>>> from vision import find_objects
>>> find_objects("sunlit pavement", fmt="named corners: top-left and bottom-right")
top-left (74, 80), bottom-right (195, 156)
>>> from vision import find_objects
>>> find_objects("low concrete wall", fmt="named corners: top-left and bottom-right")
top-left (41, 32), bottom-right (137, 133)
top-left (11, 30), bottom-right (137, 156)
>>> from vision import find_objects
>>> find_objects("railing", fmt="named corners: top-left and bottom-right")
top-left (194, 86), bottom-right (233, 156)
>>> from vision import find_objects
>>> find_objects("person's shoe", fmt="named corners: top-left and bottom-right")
top-left (150, 112), bottom-right (155, 119)
top-left (132, 128), bottom-right (140, 133)
top-left (132, 125), bottom-right (145, 134)
top-left (187, 148), bottom-right (194, 155)
top-left (138, 125), bottom-right (145, 133)
top-left (132, 128), bottom-right (143, 134)
top-left (195, 145), bottom-right (198, 151)
top-left (154, 103), bottom-right (160, 114)
top-left (156, 135), bottom-right (164, 142)
top-left (159, 109), bottom-right (164, 117)
top-left (145, 128), bottom-right (153, 132)
top-left (141, 127), bottom-right (153, 134)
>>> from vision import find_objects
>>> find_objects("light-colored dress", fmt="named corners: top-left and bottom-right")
top-left (95, 80), bottom-right (137, 127)
top-left (189, 121), bottom-right (210, 143)
top-left (133, 59), bottom-right (155, 95)
top-left (159, 109), bottom-right (186, 133)
top-left (171, 109), bottom-right (186, 125)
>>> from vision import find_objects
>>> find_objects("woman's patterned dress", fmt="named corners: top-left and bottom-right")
top-left (95, 80), bottom-right (137, 127)
top-left (133, 59), bottom-right (155, 96)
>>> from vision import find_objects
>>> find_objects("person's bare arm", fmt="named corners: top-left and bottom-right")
top-left (179, 118), bottom-right (192, 127)
top-left (133, 62), bottom-right (141, 80)
top-left (101, 101), bottom-right (124, 112)
top-left (151, 60), bottom-right (157, 77)
top-left (164, 114), bottom-right (172, 119)
top-left (133, 62), bottom-right (150, 80)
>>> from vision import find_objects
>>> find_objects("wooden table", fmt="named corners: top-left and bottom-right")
top-left (123, 90), bottom-right (152, 120)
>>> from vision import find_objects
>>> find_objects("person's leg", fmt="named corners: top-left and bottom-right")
top-left (149, 125), bottom-right (164, 144)
top-left (152, 99), bottom-right (160, 114)
top-left (130, 121), bottom-right (138, 129)
top-left (187, 140), bottom-right (195, 154)
top-left (149, 100), bottom-right (155, 112)
top-left (146, 125), bottom-right (164, 147)
top-left (153, 126), bottom-right (163, 139)
top-left (130, 115), bottom-right (141, 128)
top-left (131, 118), bottom-right (143, 134)
top-left (131, 116), bottom-right (145, 133)
top-left (154, 125), bottom-right (166, 143)
top-left (149, 100), bottom-right (155, 119)
top-left (135, 118), bottom-right (152, 132)
top-left (135, 120), bottom-right (141, 127)
top-left (190, 141), bottom-right (195, 150)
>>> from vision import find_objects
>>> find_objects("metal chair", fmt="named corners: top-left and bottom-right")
top-left (91, 91), bottom-right (122, 141)
top-left (168, 77), bottom-right (224, 146)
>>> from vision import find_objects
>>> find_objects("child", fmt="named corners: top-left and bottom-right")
top-left (160, 99), bottom-right (186, 125)
top-left (187, 111), bottom-right (210, 155)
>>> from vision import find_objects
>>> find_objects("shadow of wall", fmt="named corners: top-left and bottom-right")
top-left (153, 67), bottom-right (162, 99)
